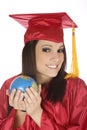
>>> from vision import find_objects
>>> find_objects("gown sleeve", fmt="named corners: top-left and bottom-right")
top-left (0, 80), bottom-right (16, 130)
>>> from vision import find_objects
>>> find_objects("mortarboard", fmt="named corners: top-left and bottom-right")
top-left (9, 12), bottom-right (79, 78)
top-left (9, 12), bottom-right (77, 44)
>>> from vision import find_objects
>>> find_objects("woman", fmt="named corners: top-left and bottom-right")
top-left (0, 12), bottom-right (87, 130)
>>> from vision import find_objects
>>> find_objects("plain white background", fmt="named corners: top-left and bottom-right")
top-left (0, 0), bottom-right (87, 87)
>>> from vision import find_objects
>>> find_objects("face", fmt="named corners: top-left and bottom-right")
top-left (35, 40), bottom-right (64, 82)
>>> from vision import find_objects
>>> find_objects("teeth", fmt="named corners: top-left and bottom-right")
top-left (47, 65), bottom-right (57, 68)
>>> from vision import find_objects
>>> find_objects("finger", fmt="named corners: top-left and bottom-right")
top-left (9, 89), bottom-right (16, 106)
top-left (24, 93), bottom-right (34, 107)
top-left (24, 89), bottom-right (34, 104)
top-left (29, 87), bottom-right (39, 98)
top-left (24, 97), bottom-right (29, 109)
top-left (29, 87), bottom-right (41, 103)
top-left (12, 90), bottom-right (21, 109)
top-left (18, 93), bottom-right (26, 110)
top-left (13, 90), bottom-right (21, 103)
top-left (19, 92), bottom-right (25, 101)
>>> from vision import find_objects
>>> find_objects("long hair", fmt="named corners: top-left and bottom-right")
top-left (22, 40), bottom-right (67, 103)
top-left (22, 40), bottom-right (38, 80)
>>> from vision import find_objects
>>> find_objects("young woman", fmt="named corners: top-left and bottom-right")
top-left (0, 12), bottom-right (87, 130)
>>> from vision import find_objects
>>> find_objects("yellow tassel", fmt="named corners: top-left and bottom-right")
top-left (65, 26), bottom-right (79, 79)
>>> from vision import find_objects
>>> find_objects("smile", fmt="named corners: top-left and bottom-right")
top-left (46, 64), bottom-right (58, 69)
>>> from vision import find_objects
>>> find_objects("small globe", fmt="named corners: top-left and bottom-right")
top-left (10, 75), bottom-right (38, 93)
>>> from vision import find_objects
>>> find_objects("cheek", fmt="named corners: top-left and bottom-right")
top-left (36, 53), bottom-right (44, 63)
top-left (36, 55), bottom-right (48, 69)
top-left (59, 54), bottom-right (64, 62)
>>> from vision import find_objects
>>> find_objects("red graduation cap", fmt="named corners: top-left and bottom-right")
top-left (9, 12), bottom-right (79, 78)
top-left (9, 12), bottom-right (77, 44)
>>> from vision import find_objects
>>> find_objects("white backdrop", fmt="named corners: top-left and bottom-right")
top-left (0, 0), bottom-right (87, 87)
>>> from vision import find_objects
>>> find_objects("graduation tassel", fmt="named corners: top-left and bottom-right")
top-left (65, 26), bottom-right (79, 79)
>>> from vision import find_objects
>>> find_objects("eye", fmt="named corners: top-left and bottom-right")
top-left (42, 48), bottom-right (51, 52)
top-left (57, 48), bottom-right (64, 53)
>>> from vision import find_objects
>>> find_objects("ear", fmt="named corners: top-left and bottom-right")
top-left (38, 84), bottom-right (42, 94)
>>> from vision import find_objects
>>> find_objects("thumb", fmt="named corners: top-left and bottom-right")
top-left (6, 89), bottom-right (10, 96)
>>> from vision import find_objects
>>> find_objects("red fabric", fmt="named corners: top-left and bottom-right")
top-left (0, 76), bottom-right (87, 130)
top-left (9, 12), bottom-right (77, 44)
top-left (24, 17), bottom-right (64, 44)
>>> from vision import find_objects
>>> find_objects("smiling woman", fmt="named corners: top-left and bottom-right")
top-left (0, 12), bottom-right (87, 130)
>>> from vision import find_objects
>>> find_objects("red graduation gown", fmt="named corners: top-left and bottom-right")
top-left (0, 76), bottom-right (87, 130)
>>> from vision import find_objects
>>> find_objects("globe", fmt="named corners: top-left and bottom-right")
top-left (10, 75), bottom-right (38, 93)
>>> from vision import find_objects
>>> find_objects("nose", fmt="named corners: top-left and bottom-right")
top-left (50, 52), bottom-right (59, 62)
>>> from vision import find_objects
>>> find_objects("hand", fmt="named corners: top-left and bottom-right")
top-left (7, 89), bottom-right (26, 111)
top-left (6, 85), bottom-right (42, 127)
top-left (23, 84), bottom-right (43, 126)
top-left (24, 84), bottom-right (42, 116)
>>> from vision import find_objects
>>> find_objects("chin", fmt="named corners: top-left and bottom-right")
top-left (48, 73), bottom-right (58, 78)
top-left (50, 71), bottom-right (59, 77)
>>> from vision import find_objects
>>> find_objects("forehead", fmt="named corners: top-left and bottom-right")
top-left (37, 40), bottom-right (64, 47)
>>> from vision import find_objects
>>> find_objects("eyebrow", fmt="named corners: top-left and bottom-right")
top-left (41, 44), bottom-right (52, 47)
top-left (41, 44), bottom-right (64, 48)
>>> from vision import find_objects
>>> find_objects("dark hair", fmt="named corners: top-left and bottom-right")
top-left (22, 40), bottom-right (67, 103)
top-left (22, 40), bottom-right (38, 80)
